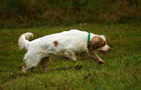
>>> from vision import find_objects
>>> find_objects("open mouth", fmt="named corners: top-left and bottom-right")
top-left (98, 50), bottom-right (106, 55)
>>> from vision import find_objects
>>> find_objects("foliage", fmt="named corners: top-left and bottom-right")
top-left (0, 0), bottom-right (140, 28)
top-left (0, 24), bottom-right (141, 89)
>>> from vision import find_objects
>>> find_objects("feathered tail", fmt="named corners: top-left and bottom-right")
top-left (18, 32), bottom-right (33, 50)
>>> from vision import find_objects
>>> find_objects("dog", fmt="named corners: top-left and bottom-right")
top-left (18, 29), bottom-right (111, 73)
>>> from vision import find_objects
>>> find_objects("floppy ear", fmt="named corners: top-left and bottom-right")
top-left (90, 36), bottom-right (106, 50)
top-left (90, 36), bottom-right (100, 49)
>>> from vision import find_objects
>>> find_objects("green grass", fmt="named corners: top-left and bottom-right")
top-left (0, 24), bottom-right (141, 90)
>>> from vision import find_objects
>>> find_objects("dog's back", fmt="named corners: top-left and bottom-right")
top-left (27, 30), bottom-right (89, 55)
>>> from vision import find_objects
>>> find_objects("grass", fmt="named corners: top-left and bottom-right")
top-left (0, 24), bottom-right (141, 90)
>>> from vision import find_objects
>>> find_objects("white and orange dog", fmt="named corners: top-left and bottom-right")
top-left (18, 29), bottom-right (111, 73)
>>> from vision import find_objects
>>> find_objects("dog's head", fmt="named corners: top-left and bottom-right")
top-left (90, 35), bottom-right (111, 54)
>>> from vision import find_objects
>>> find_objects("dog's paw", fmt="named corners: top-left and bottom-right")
top-left (22, 66), bottom-right (27, 73)
top-left (98, 60), bottom-right (105, 64)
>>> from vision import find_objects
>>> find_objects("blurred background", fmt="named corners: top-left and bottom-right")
top-left (0, 0), bottom-right (140, 28)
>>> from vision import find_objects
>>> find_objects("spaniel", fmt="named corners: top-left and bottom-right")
top-left (18, 29), bottom-right (111, 73)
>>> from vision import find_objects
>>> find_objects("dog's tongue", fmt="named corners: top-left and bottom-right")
top-left (98, 50), bottom-right (106, 55)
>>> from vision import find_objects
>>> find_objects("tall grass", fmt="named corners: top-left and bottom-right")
top-left (0, 24), bottom-right (140, 89)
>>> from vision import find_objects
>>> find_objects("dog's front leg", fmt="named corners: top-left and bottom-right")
top-left (65, 50), bottom-right (77, 61)
top-left (91, 52), bottom-right (105, 64)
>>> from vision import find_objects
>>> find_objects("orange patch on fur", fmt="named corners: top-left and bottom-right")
top-left (90, 36), bottom-right (107, 49)
top-left (53, 41), bottom-right (58, 47)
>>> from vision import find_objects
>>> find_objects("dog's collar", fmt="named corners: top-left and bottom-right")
top-left (87, 32), bottom-right (91, 48)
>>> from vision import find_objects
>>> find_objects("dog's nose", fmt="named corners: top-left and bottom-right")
top-left (108, 47), bottom-right (111, 51)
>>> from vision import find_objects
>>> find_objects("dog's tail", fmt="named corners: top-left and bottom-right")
top-left (18, 32), bottom-right (33, 50)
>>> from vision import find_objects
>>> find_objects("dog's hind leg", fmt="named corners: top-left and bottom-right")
top-left (22, 64), bottom-right (29, 73)
top-left (31, 67), bottom-right (34, 72)
top-left (22, 59), bottom-right (40, 73)
top-left (40, 57), bottom-right (50, 72)
top-left (22, 53), bottom-right (41, 73)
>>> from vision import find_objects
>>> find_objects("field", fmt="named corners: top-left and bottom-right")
top-left (0, 24), bottom-right (141, 90)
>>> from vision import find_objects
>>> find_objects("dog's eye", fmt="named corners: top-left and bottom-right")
top-left (101, 42), bottom-right (106, 46)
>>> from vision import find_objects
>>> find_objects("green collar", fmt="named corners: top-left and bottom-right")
top-left (87, 33), bottom-right (91, 48)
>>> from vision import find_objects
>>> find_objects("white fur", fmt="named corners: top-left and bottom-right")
top-left (18, 29), bottom-right (110, 73)
top-left (98, 44), bottom-right (110, 51)
top-left (18, 32), bottom-right (33, 50)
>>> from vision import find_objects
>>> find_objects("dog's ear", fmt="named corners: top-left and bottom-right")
top-left (90, 36), bottom-right (106, 49)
